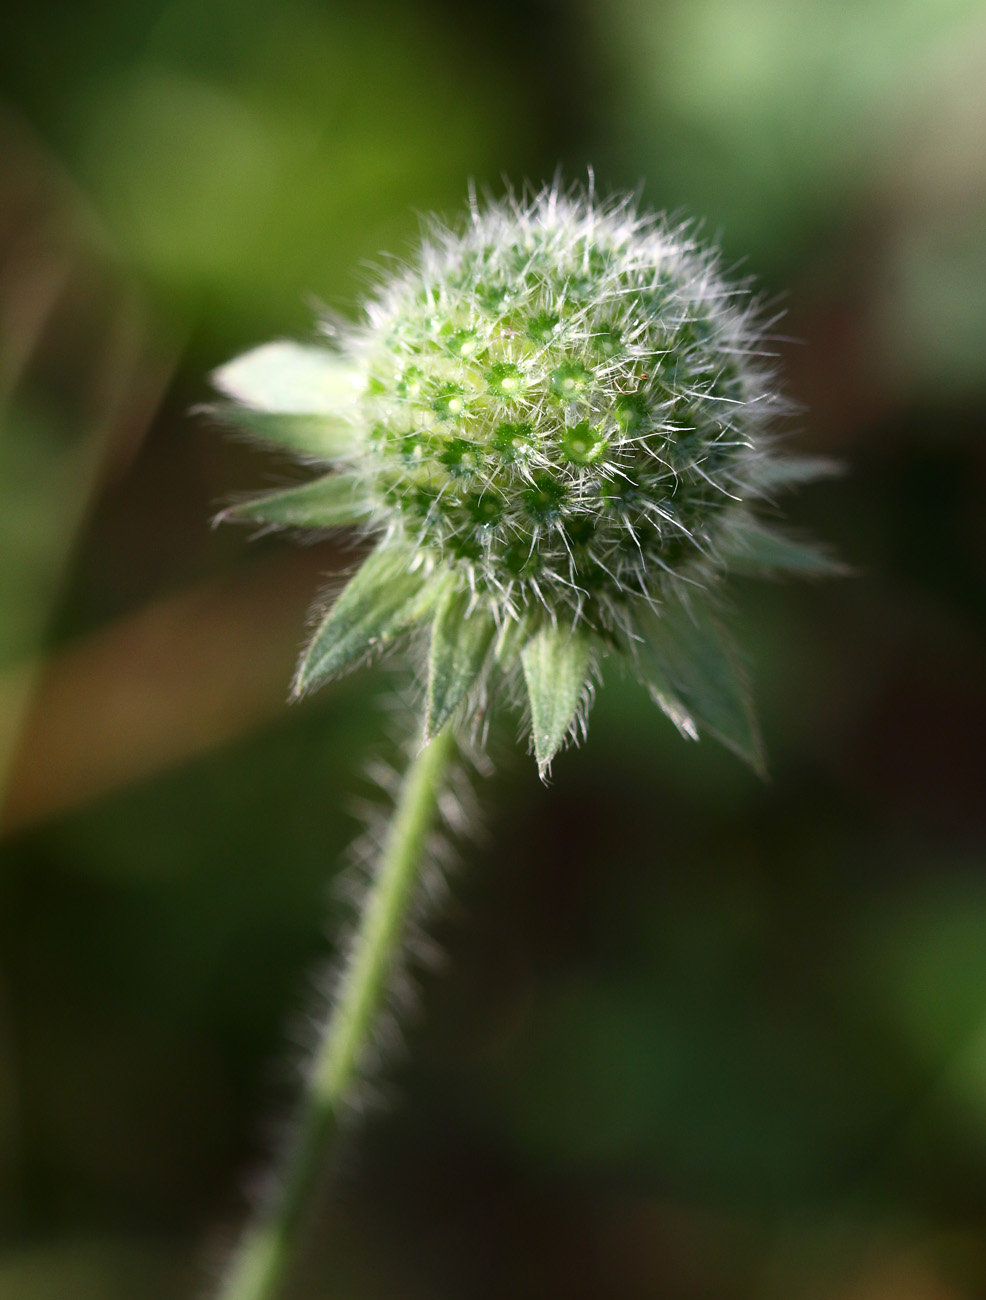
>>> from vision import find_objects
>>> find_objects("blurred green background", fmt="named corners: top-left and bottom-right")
top-left (1, 1), bottom-right (986, 1296)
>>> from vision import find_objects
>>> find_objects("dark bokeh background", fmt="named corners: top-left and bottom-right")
top-left (2, 1), bottom-right (986, 1296)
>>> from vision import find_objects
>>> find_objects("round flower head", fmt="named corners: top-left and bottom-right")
top-left (213, 182), bottom-right (840, 775)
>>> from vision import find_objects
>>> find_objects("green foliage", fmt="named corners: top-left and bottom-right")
top-left (637, 599), bottom-right (765, 774)
top-left (292, 546), bottom-right (444, 694)
top-left (720, 516), bottom-right (847, 577)
top-left (521, 625), bottom-right (593, 776)
top-left (218, 473), bottom-right (371, 529)
top-left (425, 589), bottom-right (497, 739)
top-left (210, 406), bottom-right (360, 459)
top-left (212, 342), bottom-right (362, 418)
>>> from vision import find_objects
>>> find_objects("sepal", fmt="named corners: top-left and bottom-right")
top-left (637, 599), bottom-right (766, 775)
top-left (521, 625), bottom-right (593, 778)
top-left (425, 589), bottom-right (497, 739)
top-left (212, 341), bottom-right (362, 414)
top-left (211, 341), bottom-right (364, 460)
top-left (493, 611), bottom-right (535, 672)
top-left (210, 405), bottom-right (360, 461)
top-left (720, 516), bottom-right (846, 577)
top-left (750, 455), bottom-right (842, 492)
top-left (217, 473), bottom-right (372, 529)
top-left (293, 546), bottom-right (443, 696)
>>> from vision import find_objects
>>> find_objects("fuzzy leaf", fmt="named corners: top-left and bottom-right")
top-left (425, 589), bottom-right (497, 739)
top-left (634, 654), bottom-right (700, 744)
top-left (751, 455), bottom-right (842, 492)
top-left (721, 517), bottom-right (846, 577)
top-left (638, 601), bottom-right (765, 775)
top-left (293, 547), bottom-right (438, 695)
top-left (218, 473), bottom-right (372, 529)
top-left (211, 404), bottom-right (359, 461)
top-left (212, 341), bottom-right (362, 415)
top-left (521, 625), bottom-right (592, 777)
top-left (494, 612), bottom-right (535, 672)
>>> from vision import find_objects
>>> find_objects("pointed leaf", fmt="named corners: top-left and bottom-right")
top-left (635, 652), bottom-right (700, 744)
top-left (720, 517), bottom-right (847, 577)
top-left (425, 589), bottom-right (497, 738)
top-left (638, 600), bottom-right (765, 774)
top-left (212, 342), bottom-right (362, 415)
top-left (293, 547), bottom-right (437, 695)
top-left (219, 473), bottom-right (372, 529)
top-left (209, 404), bottom-right (359, 461)
top-left (521, 625), bottom-right (592, 777)
top-left (750, 455), bottom-right (842, 492)
top-left (494, 611), bottom-right (534, 671)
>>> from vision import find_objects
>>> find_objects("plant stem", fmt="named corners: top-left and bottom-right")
top-left (218, 722), bottom-right (457, 1300)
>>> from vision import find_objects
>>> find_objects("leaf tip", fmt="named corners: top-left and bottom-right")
top-left (289, 658), bottom-right (312, 701)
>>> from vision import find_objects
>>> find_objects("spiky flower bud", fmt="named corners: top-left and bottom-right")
top-left (213, 183), bottom-right (840, 775)
top-left (356, 192), bottom-right (768, 614)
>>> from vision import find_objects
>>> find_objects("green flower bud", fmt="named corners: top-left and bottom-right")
top-left (212, 182), bottom-right (842, 775)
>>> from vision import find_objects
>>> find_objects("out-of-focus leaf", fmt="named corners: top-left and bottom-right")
top-left (425, 588), bottom-right (496, 739)
top-left (521, 625), bottom-right (592, 778)
top-left (217, 473), bottom-right (372, 528)
top-left (638, 599), bottom-right (765, 774)
top-left (633, 646), bottom-right (700, 743)
top-left (293, 546), bottom-right (442, 695)
top-left (721, 516), bottom-right (847, 576)
top-left (751, 456), bottom-right (843, 492)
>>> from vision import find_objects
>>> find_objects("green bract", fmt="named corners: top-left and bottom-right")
top-left (213, 183), bottom-right (841, 775)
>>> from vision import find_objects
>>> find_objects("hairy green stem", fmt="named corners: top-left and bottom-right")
top-left (218, 722), bottom-right (457, 1300)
